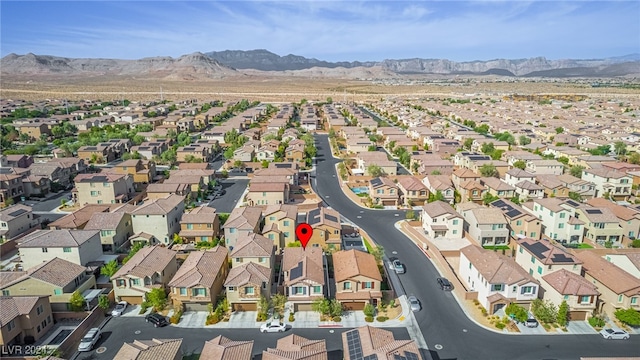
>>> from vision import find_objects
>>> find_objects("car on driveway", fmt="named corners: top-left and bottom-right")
top-left (111, 301), bottom-right (127, 317)
top-left (145, 313), bottom-right (169, 327)
top-left (408, 295), bottom-right (421, 312)
top-left (260, 321), bottom-right (287, 333)
top-left (392, 259), bottom-right (405, 274)
top-left (600, 328), bottom-right (630, 340)
top-left (77, 327), bottom-right (101, 352)
top-left (525, 317), bottom-right (539, 328)
top-left (437, 277), bottom-right (453, 291)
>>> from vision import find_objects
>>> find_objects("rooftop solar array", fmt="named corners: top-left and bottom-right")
top-left (307, 209), bottom-right (321, 225)
top-left (522, 241), bottom-right (549, 259)
top-left (585, 209), bottom-right (603, 214)
top-left (346, 330), bottom-right (364, 360)
top-left (84, 147), bottom-right (97, 151)
top-left (564, 200), bottom-right (581, 207)
top-left (491, 199), bottom-right (522, 218)
top-left (290, 261), bottom-right (303, 280)
top-left (8, 209), bottom-right (27, 217)
top-left (551, 253), bottom-right (575, 263)
top-left (394, 352), bottom-right (419, 360)
top-left (325, 214), bottom-right (338, 223)
top-left (370, 178), bottom-right (383, 187)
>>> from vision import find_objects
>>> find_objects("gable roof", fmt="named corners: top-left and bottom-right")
top-left (84, 211), bottom-right (127, 230)
top-left (461, 245), bottom-right (538, 286)
top-left (306, 207), bottom-right (340, 230)
top-left (517, 238), bottom-right (581, 266)
top-left (333, 250), bottom-right (382, 282)
top-left (263, 334), bottom-right (327, 360)
top-left (131, 195), bottom-right (184, 216)
top-left (18, 229), bottom-right (99, 248)
top-left (168, 247), bottom-right (227, 289)
top-left (180, 206), bottom-right (217, 224)
top-left (230, 233), bottom-right (273, 258)
top-left (421, 201), bottom-right (461, 219)
top-left (542, 269), bottom-right (599, 296)
top-left (282, 247), bottom-right (324, 286)
top-left (574, 251), bottom-right (640, 296)
top-left (397, 176), bottom-right (427, 191)
top-left (223, 206), bottom-right (263, 230)
top-left (224, 262), bottom-right (271, 287)
top-left (263, 204), bottom-right (298, 220)
top-left (0, 258), bottom-right (87, 289)
top-left (112, 245), bottom-right (176, 279)
top-left (200, 335), bottom-right (254, 360)
top-left (113, 338), bottom-right (183, 360)
top-left (48, 204), bottom-right (112, 229)
top-left (0, 296), bottom-right (45, 327)
top-left (342, 326), bottom-right (422, 360)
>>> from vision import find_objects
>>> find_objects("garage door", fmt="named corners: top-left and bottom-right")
top-left (569, 311), bottom-right (588, 321)
top-left (342, 302), bottom-right (366, 311)
top-left (294, 303), bottom-right (313, 312)
top-left (233, 303), bottom-right (257, 311)
top-left (120, 296), bottom-right (143, 305)
top-left (185, 303), bottom-right (210, 312)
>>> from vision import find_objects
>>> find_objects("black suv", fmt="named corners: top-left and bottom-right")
top-left (145, 313), bottom-right (169, 327)
top-left (437, 277), bottom-right (453, 291)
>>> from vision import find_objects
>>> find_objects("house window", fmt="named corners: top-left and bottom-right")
top-left (559, 223), bottom-right (564, 229)
top-left (559, 212), bottom-right (566, 219)
top-left (268, 234), bottom-right (275, 240)
top-left (103, 183), bottom-right (109, 187)
top-left (63, 247), bottom-right (72, 253)
top-left (228, 286), bottom-right (235, 292)
top-left (530, 255), bottom-right (535, 264)
top-left (530, 232), bottom-right (536, 238)
top-left (313, 286), bottom-right (322, 293)
top-left (7, 320), bottom-right (15, 331)
top-left (180, 288), bottom-right (187, 295)
top-left (117, 279), bottom-right (126, 287)
top-left (453, 219), bottom-right (459, 225)
top-left (537, 266), bottom-right (542, 275)
top-left (193, 288), bottom-right (207, 297)
top-left (453, 230), bottom-right (457, 234)
top-left (207, 223), bottom-right (212, 228)
top-left (259, 257), bottom-right (267, 263)
top-left (564, 295), bottom-right (569, 300)
top-left (90, 191), bottom-right (99, 196)
top-left (262, 282), bottom-right (267, 289)
top-left (292, 287), bottom-right (306, 295)
top-left (269, 216), bottom-right (276, 221)
top-left (131, 278), bottom-right (140, 286)
top-left (42, 248), bottom-right (48, 253)
top-left (631, 297), bottom-right (638, 305)
top-left (2, 290), bottom-right (9, 296)
top-left (343, 282), bottom-right (351, 290)
top-left (229, 228), bottom-right (236, 234)
top-left (284, 232), bottom-right (290, 238)
top-left (516, 220), bottom-right (522, 226)
top-left (579, 295), bottom-right (591, 304)
top-left (54, 289), bottom-right (62, 295)
top-left (491, 284), bottom-right (503, 291)
top-left (492, 224), bottom-right (504, 230)
top-left (495, 237), bottom-right (506, 244)
top-left (521, 286), bottom-right (536, 295)
top-left (362, 282), bottom-right (373, 289)
top-left (245, 287), bottom-right (254, 295)
top-left (187, 224), bottom-right (193, 229)
top-left (618, 295), bottom-right (623, 303)
top-left (235, 258), bottom-right (242, 263)
top-left (519, 247), bottom-right (523, 254)
top-left (37, 304), bottom-right (43, 315)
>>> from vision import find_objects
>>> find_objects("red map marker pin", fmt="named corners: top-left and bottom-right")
top-left (295, 223), bottom-right (313, 250)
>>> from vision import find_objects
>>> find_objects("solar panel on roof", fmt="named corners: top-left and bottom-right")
top-left (346, 330), bottom-right (363, 360)
top-left (585, 209), bottom-right (602, 214)
top-left (506, 209), bottom-right (522, 218)
top-left (363, 355), bottom-right (378, 360)
top-left (370, 178), bottom-right (383, 187)
top-left (290, 261), bottom-right (303, 280)
top-left (307, 209), bottom-right (321, 225)
top-left (8, 209), bottom-right (27, 217)
top-left (85, 147), bottom-right (97, 150)
top-left (404, 352), bottom-right (419, 360)
top-left (565, 200), bottom-right (580, 207)
top-left (492, 199), bottom-right (507, 208)
top-left (551, 253), bottom-right (574, 263)
top-left (325, 214), bottom-right (338, 223)
top-left (522, 241), bottom-right (549, 259)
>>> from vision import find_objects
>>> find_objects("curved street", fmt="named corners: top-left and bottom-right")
top-left (311, 134), bottom-right (640, 360)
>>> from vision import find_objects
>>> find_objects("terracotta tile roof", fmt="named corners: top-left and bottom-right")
top-left (131, 195), bottom-right (184, 216)
top-left (333, 249), bottom-right (382, 282)
top-left (461, 245), bottom-right (538, 286)
top-left (223, 207), bottom-right (263, 231)
top-left (48, 204), bottom-right (112, 228)
top-left (586, 198), bottom-right (640, 221)
top-left (532, 198), bottom-right (568, 213)
top-left (542, 269), bottom-right (599, 296)
top-left (223, 262), bottom-right (270, 287)
top-left (342, 326), bottom-right (422, 360)
top-left (282, 247), bottom-right (324, 286)
top-left (0, 204), bottom-right (33, 222)
top-left (506, 169), bottom-right (535, 178)
top-left (369, 177), bottom-right (397, 189)
top-left (467, 207), bottom-right (506, 225)
top-left (0, 296), bottom-right (43, 327)
top-left (249, 182), bottom-right (288, 192)
top-left (180, 206), bottom-right (217, 224)
top-left (112, 245), bottom-right (176, 279)
top-left (517, 238), bottom-right (582, 266)
top-left (421, 201), bottom-right (461, 219)
top-left (113, 338), bottom-right (183, 360)
top-left (577, 206), bottom-right (620, 223)
top-left (263, 204), bottom-right (298, 220)
top-left (74, 173), bottom-right (127, 183)
top-left (230, 233), bottom-right (274, 258)
top-left (306, 207), bottom-right (340, 230)
top-left (146, 183), bottom-right (190, 193)
top-left (574, 251), bottom-right (640, 296)
top-left (200, 335), bottom-right (254, 360)
top-left (263, 335), bottom-right (327, 360)
top-left (168, 247), bottom-right (227, 289)
top-left (25, 257), bottom-right (87, 287)
top-left (480, 177), bottom-right (515, 191)
top-left (18, 229), bottom-right (99, 248)
top-left (84, 212), bottom-right (127, 230)
top-left (584, 168), bottom-right (629, 179)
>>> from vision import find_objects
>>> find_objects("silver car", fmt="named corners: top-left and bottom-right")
top-left (392, 259), bottom-right (405, 274)
top-left (600, 328), bottom-right (630, 340)
top-left (408, 295), bottom-right (421, 312)
top-left (78, 327), bottom-right (101, 352)
top-left (111, 301), bottom-right (128, 317)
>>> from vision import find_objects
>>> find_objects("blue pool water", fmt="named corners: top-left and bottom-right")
top-left (351, 187), bottom-right (369, 194)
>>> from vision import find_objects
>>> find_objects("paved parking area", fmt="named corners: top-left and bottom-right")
top-left (208, 179), bottom-right (249, 213)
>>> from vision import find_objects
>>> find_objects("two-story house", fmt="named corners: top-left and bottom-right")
top-left (0, 296), bottom-right (54, 346)
top-left (0, 174), bottom-right (25, 207)
top-left (515, 238), bottom-right (583, 283)
top-left (230, 233), bottom-right (275, 269)
top-left (168, 247), bottom-right (229, 311)
top-left (341, 327), bottom-right (422, 360)
top-left (397, 176), bottom-right (429, 207)
top-left (459, 245), bottom-right (539, 314)
top-left (111, 159), bottom-right (157, 187)
top-left (420, 201), bottom-right (464, 239)
top-left (264, 334), bottom-right (328, 360)
top-left (422, 175), bottom-right (455, 203)
top-left (179, 206), bottom-right (220, 243)
top-left (83, 211), bottom-right (133, 253)
top-left (111, 245), bottom-right (178, 304)
top-left (306, 206), bottom-right (342, 250)
top-left (333, 249), bottom-right (382, 310)
top-left (130, 194), bottom-right (185, 245)
top-left (17, 229), bottom-right (103, 269)
top-left (0, 204), bottom-right (39, 242)
top-left (582, 168), bottom-right (632, 200)
top-left (368, 177), bottom-right (399, 207)
top-left (459, 205), bottom-right (509, 247)
top-left (262, 204), bottom-right (297, 250)
top-left (575, 206), bottom-right (624, 247)
top-left (224, 261), bottom-right (271, 312)
top-left (282, 247), bottom-right (325, 312)
top-left (523, 198), bottom-right (584, 244)
top-left (540, 269), bottom-right (599, 321)
top-left (222, 206), bottom-right (263, 250)
top-left (73, 173), bottom-right (135, 206)
top-left (587, 198), bottom-right (640, 246)
top-left (200, 335), bottom-right (254, 360)
top-left (0, 258), bottom-right (97, 311)
top-left (246, 182), bottom-right (290, 206)
top-left (490, 199), bottom-right (541, 240)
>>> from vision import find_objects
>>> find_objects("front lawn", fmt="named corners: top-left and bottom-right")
top-left (482, 245), bottom-right (511, 250)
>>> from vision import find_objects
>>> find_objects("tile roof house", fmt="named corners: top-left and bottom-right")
top-left (130, 194), bottom-right (185, 245)
top-left (262, 204), bottom-right (297, 250)
top-left (341, 326), bottom-right (422, 360)
top-left (515, 238), bottom-right (582, 283)
top-left (397, 176), bottom-right (429, 206)
top-left (582, 168), bottom-right (632, 200)
top-left (113, 338), bottom-right (183, 360)
top-left (73, 173), bottom-right (135, 206)
top-left (230, 233), bottom-right (275, 269)
top-left (246, 182), bottom-right (290, 207)
top-left (199, 335), bottom-right (254, 360)
top-left (306, 206), bottom-right (342, 250)
top-left (179, 206), bottom-right (220, 243)
top-left (17, 229), bottom-right (103, 269)
top-left (111, 245), bottom-right (178, 305)
top-left (222, 206), bottom-right (263, 250)
top-left (574, 251), bottom-right (640, 317)
top-left (168, 247), bottom-right (229, 312)
top-left (420, 201), bottom-right (464, 239)
top-left (0, 204), bottom-right (39, 242)
top-left (224, 261), bottom-right (271, 312)
top-left (459, 245), bottom-right (539, 314)
top-left (490, 199), bottom-right (541, 240)
top-left (282, 247), bottom-right (325, 312)
top-left (522, 198), bottom-right (584, 244)
top-left (575, 206), bottom-right (624, 247)
top-left (586, 197), bottom-right (640, 247)
top-left (0, 258), bottom-right (96, 312)
top-left (333, 249), bottom-right (382, 310)
top-left (459, 205), bottom-right (509, 247)
top-left (0, 296), bottom-right (53, 346)
top-left (84, 211), bottom-right (133, 253)
top-left (368, 177), bottom-right (399, 207)
top-left (540, 269), bottom-right (599, 321)
top-left (263, 334), bottom-right (327, 360)
top-left (422, 175), bottom-right (455, 203)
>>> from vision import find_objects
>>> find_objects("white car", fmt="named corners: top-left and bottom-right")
top-left (111, 301), bottom-right (128, 316)
top-left (77, 327), bottom-right (101, 352)
top-left (600, 328), bottom-right (630, 340)
top-left (260, 321), bottom-right (287, 333)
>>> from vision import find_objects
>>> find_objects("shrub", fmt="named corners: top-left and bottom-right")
top-left (481, 308), bottom-right (488, 316)
top-left (473, 299), bottom-right (480, 306)
top-left (589, 316), bottom-right (605, 328)
top-left (614, 308), bottom-right (640, 326)
top-left (363, 304), bottom-right (376, 317)
top-left (332, 316), bottom-right (341, 322)
top-left (256, 313), bottom-right (268, 322)
top-left (289, 313), bottom-right (295, 322)
top-left (495, 322), bottom-right (506, 330)
top-left (543, 323), bottom-right (551, 330)
top-left (376, 316), bottom-right (388, 322)
top-left (206, 313), bottom-right (219, 325)
top-left (365, 316), bottom-right (374, 323)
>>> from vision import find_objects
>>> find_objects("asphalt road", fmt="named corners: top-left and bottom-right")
top-left (75, 317), bottom-right (411, 360)
top-left (208, 179), bottom-right (249, 213)
top-left (311, 134), bottom-right (640, 360)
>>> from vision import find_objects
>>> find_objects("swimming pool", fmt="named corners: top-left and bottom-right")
top-left (351, 187), bottom-right (369, 195)
top-left (48, 329), bottom-right (72, 346)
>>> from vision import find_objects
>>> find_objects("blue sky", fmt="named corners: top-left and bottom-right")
top-left (1, 1), bottom-right (638, 62)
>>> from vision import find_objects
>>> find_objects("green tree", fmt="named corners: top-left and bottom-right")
top-left (312, 298), bottom-right (330, 315)
top-left (613, 141), bottom-right (627, 156)
top-left (100, 259), bottom-right (119, 278)
top-left (146, 288), bottom-right (167, 311)
top-left (123, 242), bottom-right (145, 264)
top-left (479, 163), bottom-right (499, 177)
top-left (569, 165), bottom-right (585, 178)
top-left (258, 295), bottom-right (270, 317)
top-left (428, 190), bottom-right (446, 203)
top-left (463, 138), bottom-right (474, 150)
top-left (568, 192), bottom-right (583, 202)
top-left (628, 152), bottom-right (640, 165)
top-left (557, 300), bottom-right (569, 327)
top-left (481, 142), bottom-right (495, 155)
top-left (513, 160), bottom-right (526, 170)
top-left (329, 299), bottom-right (343, 317)
top-left (531, 299), bottom-right (557, 324)
top-left (367, 164), bottom-right (384, 177)
top-left (363, 303), bottom-right (376, 317)
top-left (614, 308), bottom-right (640, 326)
top-left (69, 290), bottom-right (86, 311)
top-left (271, 294), bottom-right (287, 316)
top-left (482, 192), bottom-right (499, 205)
top-left (557, 156), bottom-right (570, 165)
top-left (430, 169), bottom-right (441, 175)
top-left (519, 136), bottom-right (531, 145)
top-left (555, 127), bottom-right (564, 134)
top-left (98, 295), bottom-right (110, 313)
top-left (475, 124), bottom-right (490, 134)
top-left (505, 303), bottom-right (528, 323)
top-left (369, 245), bottom-right (384, 263)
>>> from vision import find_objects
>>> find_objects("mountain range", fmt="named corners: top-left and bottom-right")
top-left (2, 50), bottom-right (639, 79)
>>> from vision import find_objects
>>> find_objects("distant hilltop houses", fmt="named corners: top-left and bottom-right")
top-left (1, 92), bottom-right (640, 357)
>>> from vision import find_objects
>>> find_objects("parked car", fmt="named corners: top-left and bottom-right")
top-left (77, 327), bottom-right (101, 352)
top-left (260, 321), bottom-right (287, 333)
top-left (600, 328), bottom-right (630, 340)
top-left (392, 259), bottom-right (405, 274)
top-left (408, 295), bottom-right (421, 312)
top-left (388, 257), bottom-right (398, 270)
top-left (437, 277), bottom-right (453, 291)
top-left (525, 317), bottom-right (539, 328)
top-left (145, 313), bottom-right (169, 328)
top-left (111, 301), bottom-right (128, 317)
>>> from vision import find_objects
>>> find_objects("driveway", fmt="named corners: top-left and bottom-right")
top-left (208, 179), bottom-right (249, 213)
